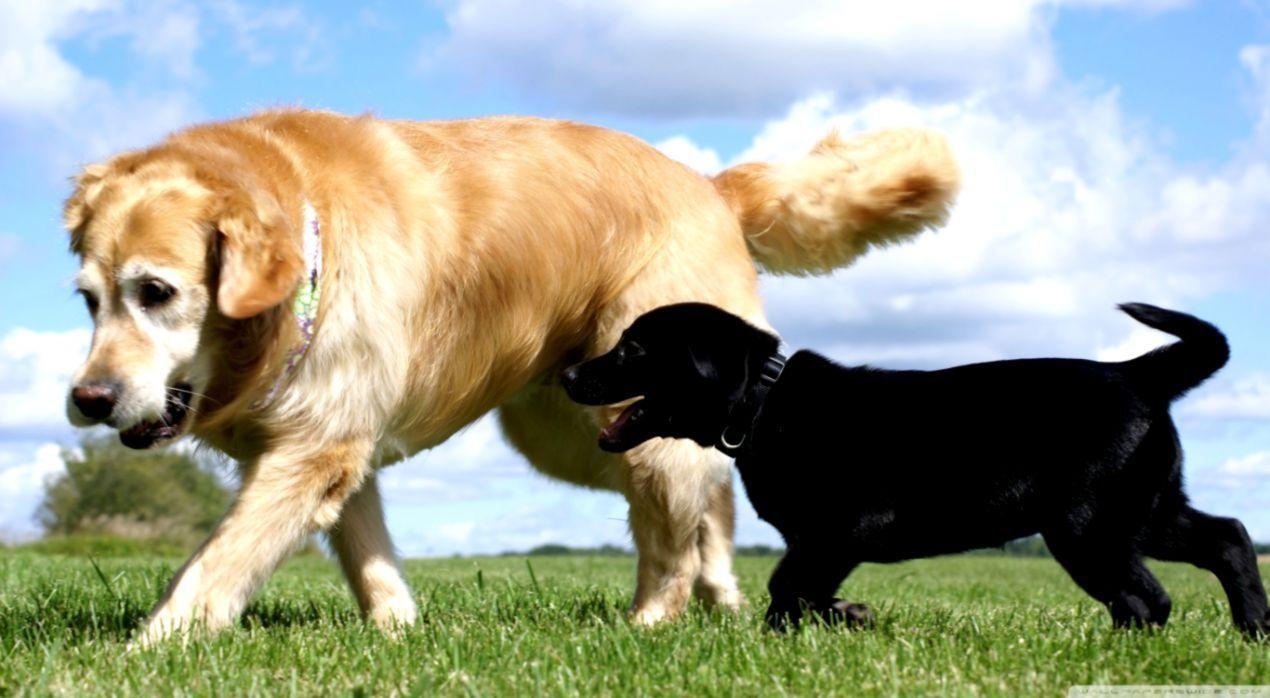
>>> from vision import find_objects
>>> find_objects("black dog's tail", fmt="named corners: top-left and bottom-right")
top-left (1119, 303), bottom-right (1229, 401)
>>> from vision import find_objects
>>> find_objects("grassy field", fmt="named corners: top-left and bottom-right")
top-left (0, 552), bottom-right (1266, 696)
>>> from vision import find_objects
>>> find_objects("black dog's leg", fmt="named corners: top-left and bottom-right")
top-left (1142, 504), bottom-right (1269, 637)
top-left (1045, 532), bottom-right (1169, 629)
top-left (765, 545), bottom-right (864, 631)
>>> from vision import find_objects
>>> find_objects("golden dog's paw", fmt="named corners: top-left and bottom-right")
top-left (368, 597), bottom-right (420, 637)
top-left (629, 603), bottom-right (677, 627)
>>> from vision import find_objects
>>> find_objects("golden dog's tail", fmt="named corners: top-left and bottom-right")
top-left (712, 128), bottom-right (960, 274)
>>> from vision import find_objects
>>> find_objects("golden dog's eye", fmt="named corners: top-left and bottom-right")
top-left (79, 289), bottom-right (99, 315)
top-left (139, 279), bottom-right (176, 309)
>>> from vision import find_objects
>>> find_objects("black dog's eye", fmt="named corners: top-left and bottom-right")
top-left (616, 341), bottom-right (645, 362)
top-left (139, 279), bottom-right (176, 309)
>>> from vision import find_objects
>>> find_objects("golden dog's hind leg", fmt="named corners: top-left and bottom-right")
top-left (136, 438), bottom-right (372, 645)
top-left (327, 473), bottom-right (418, 631)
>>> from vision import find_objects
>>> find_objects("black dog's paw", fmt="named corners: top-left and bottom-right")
top-left (817, 599), bottom-right (875, 629)
top-left (767, 599), bottom-right (875, 632)
top-left (765, 602), bottom-right (801, 633)
top-left (1250, 611), bottom-right (1270, 641)
top-left (1233, 610), bottom-right (1270, 640)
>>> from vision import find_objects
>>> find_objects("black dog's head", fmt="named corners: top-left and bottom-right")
top-left (561, 303), bottom-right (781, 452)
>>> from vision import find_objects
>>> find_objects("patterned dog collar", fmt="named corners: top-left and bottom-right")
top-left (252, 201), bottom-right (321, 410)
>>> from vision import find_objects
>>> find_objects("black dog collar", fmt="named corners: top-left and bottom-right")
top-left (717, 353), bottom-right (786, 457)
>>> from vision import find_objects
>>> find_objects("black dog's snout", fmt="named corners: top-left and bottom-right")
top-left (559, 362), bottom-right (610, 406)
top-left (72, 381), bottom-right (119, 421)
top-left (560, 365), bottom-right (581, 388)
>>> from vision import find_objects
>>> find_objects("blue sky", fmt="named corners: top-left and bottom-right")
top-left (1, 0), bottom-right (1268, 555)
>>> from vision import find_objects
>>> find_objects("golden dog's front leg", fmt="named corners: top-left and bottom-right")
top-left (137, 438), bottom-right (372, 645)
top-left (623, 439), bottom-right (738, 625)
top-left (693, 473), bottom-right (745, 611)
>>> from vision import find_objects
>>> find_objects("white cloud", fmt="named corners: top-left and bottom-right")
top-left (426, 1), bottom-right (1190, 117)
top-left (1183, 373), bottom-right (1270, 422)
top-left (380, 414), bottom-right (557, 506)
top-left (0, 443), bottom-right (65, 499)
top-left (376, 412), bottom-right (787, 555)
top-left (699, 75), bottom-right (1270, 371)
top-left (0, 327), bottom-right (91, 442)
top-left (73, 0), bottom-right (203, 80)
top-left (0, 1), bottom-right (209, 118)
top-left (429, 0), bottom-right (1055, 116)
top-left (437, 521), bottom-right (476, 543)
top-left (0, 0), bottom-right (323, 110)
top-left (71, 89), bottom-right (202, 163)
top-left (0, 0), bottom-right (205, 176)
top-left (209, 0), bottom-right (328, 71)
top-left (655, 136), bottom-right (722, 174)
top-left (396, 414), bottom-right (523, 477)
top-left (0, 0), bottom-right (326, 172)
top-left (0, 442), bottom-right (66, 541)
top-left (1061, 0), bottom-right (1190, 10)
top-left (1195, 451), bottom-right (1270, 505)
top-left (1221, 451), bottom-right (1270, 477)
top-left (1094, 323), bottom-right (1174, 362)
top-left (1240, 44), bottom-right (1270, 147)
top-left (138, 6), bottom-right (202, 77)
top-left (1189, 449), bottom-right (1270, 543)
top-left (0, 0), bottom-right (111, 117)
top-left (389, 491), bottom-right (632, 557)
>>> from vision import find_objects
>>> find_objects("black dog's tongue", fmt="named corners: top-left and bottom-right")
top-left (600, 400), bottom-right (646, 445)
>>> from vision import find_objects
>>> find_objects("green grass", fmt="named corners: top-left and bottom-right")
top-left (0, 553), bottom-right (1265, 696)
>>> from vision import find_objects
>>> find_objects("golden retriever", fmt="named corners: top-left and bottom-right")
top-left (63, 110), bottom-right (958, 642)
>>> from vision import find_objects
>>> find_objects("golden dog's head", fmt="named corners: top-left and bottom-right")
top-left (64, 138), bottom-right (304, 448)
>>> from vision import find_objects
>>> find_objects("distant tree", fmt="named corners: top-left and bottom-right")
top-left (1002, 536), bottom-right (1051, 557)
top-left (516, 543), bottom-right (633, 557)
top-left (735, 544), bottom-right (784, 557)
top-left (968, 535), bottom-right (1051, 557)
top-left (38, 433), bottom-right (230, 545)
top-left (525, 543), bottom-right (573, 556)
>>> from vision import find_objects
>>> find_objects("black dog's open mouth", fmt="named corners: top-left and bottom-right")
top-left (120, 383), bottom-right (193, 449)
top-left (599, 399), bottom-right (648, 452)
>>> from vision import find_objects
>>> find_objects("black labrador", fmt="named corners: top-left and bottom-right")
top-left (561, 302), bottom-right (1269, 636)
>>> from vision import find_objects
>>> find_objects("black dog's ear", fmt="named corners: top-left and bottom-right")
top-left (689, 342), bottom-right (754, 402)
top-left (688, 344), bottom-right (717, 381)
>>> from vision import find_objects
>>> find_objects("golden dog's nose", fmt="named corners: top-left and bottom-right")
top-left (71, 382), bottom-right (118, 421)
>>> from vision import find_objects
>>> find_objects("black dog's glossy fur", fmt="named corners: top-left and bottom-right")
top-left (561, 303), bottom-right (1270, 636)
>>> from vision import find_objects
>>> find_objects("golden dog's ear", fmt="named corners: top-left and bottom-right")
top-left (213, 188), bottom-right (304, 319)
top-left (64, 163), bottom-right (110, 251)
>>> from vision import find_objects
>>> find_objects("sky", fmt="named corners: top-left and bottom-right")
top-left (1, 0), bottom-right (1269, 555)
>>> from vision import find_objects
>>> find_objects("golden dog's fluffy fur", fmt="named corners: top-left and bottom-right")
top-left (64, 110), bottom-right (959, 642)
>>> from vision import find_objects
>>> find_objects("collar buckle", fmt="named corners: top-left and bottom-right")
top-left (716, 351), bottom-right (786, 457)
